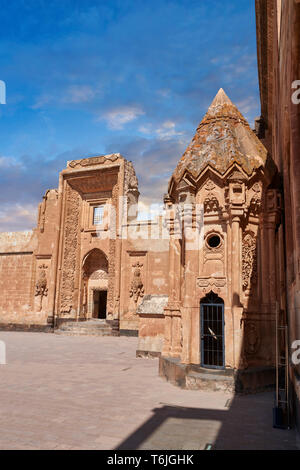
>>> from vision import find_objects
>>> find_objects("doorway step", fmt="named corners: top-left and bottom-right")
top-left (55, 319), bottom-right (119, 337)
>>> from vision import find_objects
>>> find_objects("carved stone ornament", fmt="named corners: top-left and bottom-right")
top-left (248, 183), bottom-right (262, 214)
top-left (35, 264), bottom-right (48, 312)
top-left (60, 184), bottom-right (80, 314)
top-left (244, 321), bottom-right (260, 355)
top-left (204, 180), bottom-right (216, 191)
top-left (204, 193), bottom-right (219, 213)
top-left (130, 262), bottom-right (144, 304)
top-left (197, 277), bottom-right (226, 288)
top-left (242, 233), bottom-right (257, 290)
top-left (68, 154), bottom-right (120, 168)
top-left (124, 161), bottom-right (139, 194)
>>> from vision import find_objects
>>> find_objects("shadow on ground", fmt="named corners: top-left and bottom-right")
top-left (116, 392), bottom-right (299, 450)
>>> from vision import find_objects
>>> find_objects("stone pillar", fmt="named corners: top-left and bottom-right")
top-left (231, 215), bottom-right (241, 305)
top-left (162, 196), bottom-right (182, 358)
top-left (261, 218), bottom-right (270, 309)
top-left (265, 189), bottom-right (281, 313)
top-left (231, 212), bottom-right (244, 369)
top-left (181, 192), bottom-right (200, 364)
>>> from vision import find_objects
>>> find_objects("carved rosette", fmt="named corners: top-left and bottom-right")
top-left (130, 262), bottom-right (144, 305)
top-left (242, 233), bottom-right (257, 290)
top-left (59, 184), bottom-right (80, 315)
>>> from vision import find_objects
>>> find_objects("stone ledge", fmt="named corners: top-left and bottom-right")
top-left (119, 329), bottom-right (138, 337)
top-left (136, 350), bottom-right (161, 359)
top-left (0, 323), bottom-right (53, 333)
top-left (159, 356), bottom-right (275, 394)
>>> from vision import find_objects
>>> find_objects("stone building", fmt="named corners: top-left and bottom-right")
top-left (256, 0), bottom-right (300, 432)
top-left (0, 88), bottom-right (283, 393)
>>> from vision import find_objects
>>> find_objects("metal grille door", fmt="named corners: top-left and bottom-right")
top-left (201, 302), bottom-right (224, 369)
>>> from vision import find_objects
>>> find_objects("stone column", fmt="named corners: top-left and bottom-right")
top-left (181, 195), bottom-right (200, 364)
top-left (231, 215), bottom-right (241, 304)
top-left (231, 211), bottom-right (244, 369)
top-left (265, 189), bottom-right (281, 314)
top-left (162, 197), bottom-right (182, 358)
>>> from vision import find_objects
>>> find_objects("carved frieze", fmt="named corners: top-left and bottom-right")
top-left (106, 182), bottom-right (119, 318)
top-left (60, 184), bottom-right (80, 314)
top-left (68, 154), bottom-right (120, 168)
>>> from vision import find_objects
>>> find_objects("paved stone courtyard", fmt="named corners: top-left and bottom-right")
top-left (0, 331), bottom-right (298, 450)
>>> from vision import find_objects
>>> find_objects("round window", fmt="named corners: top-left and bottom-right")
top-left (207, 234), bottom-right (221, 248)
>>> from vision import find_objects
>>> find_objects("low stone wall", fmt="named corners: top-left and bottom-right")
top-left (159, 356), bottom-right (276, 394)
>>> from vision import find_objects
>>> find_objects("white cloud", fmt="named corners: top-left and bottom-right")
top-left (0, 156), bottom-right (24, 169)
top-left (32, 84), bottom-right (98, 109)
top-left (101, 106), bottom-right (144, 129)
top-left (0, 203), bottom-right (37, 232)
top-left (139, 120), bottom-right (185, 141)
top-left (236, 96), bottom-right (258, 115)
top-left (62, 85), bottom-right (96, 103)
top-left (31, 94), bottom-right (52, 110)
top-left (156, 88), bottom-right (171, 98)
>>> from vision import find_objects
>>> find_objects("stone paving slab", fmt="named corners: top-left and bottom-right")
top-left (0, 331), bottom-right (298, 450)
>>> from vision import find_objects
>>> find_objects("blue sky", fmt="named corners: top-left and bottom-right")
top-left (0, 0), bottom-right (260, 231)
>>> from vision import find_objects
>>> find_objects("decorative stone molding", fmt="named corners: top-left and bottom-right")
top-left (197, 276), bottom-right (226, 288)
top-left (124, 161), bottom-right (139, 195)
top-left (68, 154), bottom-right (120, 168)
top-left (59, 184), bottom-right (80, 315)
top-left (107, 182), bottom-right (119, 318)
top-left (242, 232), bottom-right (257, 290)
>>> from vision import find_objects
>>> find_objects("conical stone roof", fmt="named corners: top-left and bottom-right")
top-left (172, 89), bottom-right (267, 183)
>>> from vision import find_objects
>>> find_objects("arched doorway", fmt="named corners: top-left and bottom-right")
top-left (200, 292), bottom-right (225, 369)
top-left (82, 249), bottom-right (108, 319)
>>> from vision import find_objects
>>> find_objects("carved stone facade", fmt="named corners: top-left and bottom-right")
top-left (0, 89), bottom-right (284, 392)
top-left (256, 0), bottom-right (300, 428)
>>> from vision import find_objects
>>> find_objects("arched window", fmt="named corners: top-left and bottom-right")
top-left (200, 292), bottom-right (224, 369)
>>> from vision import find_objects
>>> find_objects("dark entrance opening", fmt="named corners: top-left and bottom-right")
top-left (93, 290), bottom-right (107, 319)
top-left (200, 292), bottom-right (224, 369)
